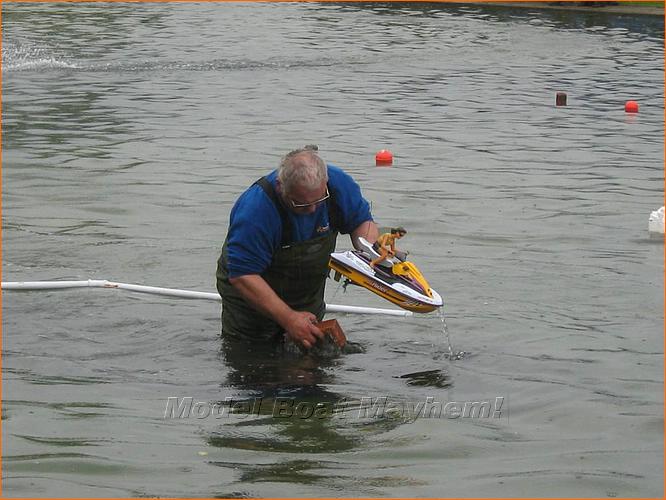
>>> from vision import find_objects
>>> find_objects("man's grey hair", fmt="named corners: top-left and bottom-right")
top-left (278, 145), bottom-right (328, 194)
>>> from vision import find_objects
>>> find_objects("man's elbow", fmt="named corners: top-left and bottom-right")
top-left (229, 275), bottom-right (248, 287)
top-left (228, 274), bottom-right (257, 287)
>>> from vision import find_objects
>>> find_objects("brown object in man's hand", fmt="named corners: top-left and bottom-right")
top-left (314, 319), bottom-right (346, 347)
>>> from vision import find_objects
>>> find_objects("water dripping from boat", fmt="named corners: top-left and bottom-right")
top-left (437, 309), bottom-right (466, 361)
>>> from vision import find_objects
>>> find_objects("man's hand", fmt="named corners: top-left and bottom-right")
top-left (228, 275), bottom-right (325, 349)
top-left (283, 311), bottom-right (325, 349)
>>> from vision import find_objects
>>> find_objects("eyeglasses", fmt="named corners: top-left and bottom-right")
top-left (289, 187), bottom-right (330, 209)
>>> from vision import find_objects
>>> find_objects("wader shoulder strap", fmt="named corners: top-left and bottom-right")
top-left (254, 176), bottom-right (293, 245)
top-left (326, 187), bottom-right (342, 233)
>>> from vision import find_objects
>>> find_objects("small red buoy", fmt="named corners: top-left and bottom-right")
top-left (625, 100), bottom-right (639, 113)
top-left (375, 149), bottom-right (393, 166)
top-left (556, 92), bottom-right (567, 106)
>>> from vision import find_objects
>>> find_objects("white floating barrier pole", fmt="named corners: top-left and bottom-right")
top-left (324, 303), bottom-right (411, 317)
top-left (1, 280), bottom-right (413, 317)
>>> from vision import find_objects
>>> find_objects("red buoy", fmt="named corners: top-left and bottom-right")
top-left (625, 100), bottom-right (639, 113)
top-left (375, 149), bottom-right (393, 166)
top-left (556, 92), bottom-right (567, 106)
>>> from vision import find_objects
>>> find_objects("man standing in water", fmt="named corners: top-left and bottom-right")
top-left (217, 146), bottom-right (378, 349)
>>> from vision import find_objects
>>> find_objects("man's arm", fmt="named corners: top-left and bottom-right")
top-left (350, 220), bottom-right (379, 250)
top-left (228, 274), bottom-right (324, 348)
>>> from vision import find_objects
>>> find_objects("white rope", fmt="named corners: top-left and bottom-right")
top-left (1, 279), bottom-right (413, 317)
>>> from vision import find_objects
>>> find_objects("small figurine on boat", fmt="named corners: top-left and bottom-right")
top-left (328, 228), bottom-right (443, 313)
top-left (370, 227), bottom-right (407, 268)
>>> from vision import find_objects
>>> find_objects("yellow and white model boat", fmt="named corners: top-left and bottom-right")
top-left (328, 238), bottom-right (443, 313)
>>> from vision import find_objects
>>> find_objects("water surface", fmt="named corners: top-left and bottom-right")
top-left (2, 3), bottom-right (663, 497)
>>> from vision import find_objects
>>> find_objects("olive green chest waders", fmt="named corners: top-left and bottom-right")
top-left (216, 177), bottom-right (340, 342)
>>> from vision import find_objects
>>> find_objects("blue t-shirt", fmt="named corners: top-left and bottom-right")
top-left (226, 164), bottom-right (373, 278)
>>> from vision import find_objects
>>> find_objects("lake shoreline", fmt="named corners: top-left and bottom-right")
top-left (454, 2), bottom-right (664, 16)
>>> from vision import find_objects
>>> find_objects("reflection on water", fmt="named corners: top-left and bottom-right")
top-left (216, 337), bottom-right (406, 444)
top-left (206, 337), bottom-right (412, 492)
top-left (397, 368), bottom-right (452, 388)
top-left (334, 2), bottom-right (664, 38)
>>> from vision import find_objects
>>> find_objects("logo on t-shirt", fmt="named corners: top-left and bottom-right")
top-left (316, 224), bottom-right (330, 234)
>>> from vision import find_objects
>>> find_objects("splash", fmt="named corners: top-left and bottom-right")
top-left (2, 40), bottom-right (79, 72)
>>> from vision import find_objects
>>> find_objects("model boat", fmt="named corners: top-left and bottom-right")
top-left (328, 237), bottom-right (443, 313)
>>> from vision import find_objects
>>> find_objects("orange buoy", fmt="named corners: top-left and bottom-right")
top-left (556, 92), bottom-right (567, 106)
top-left (625, 100), bottom-right (639, 113)
top-left (375, 149), bottom-right (393, 166)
